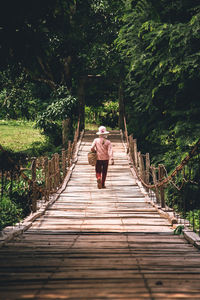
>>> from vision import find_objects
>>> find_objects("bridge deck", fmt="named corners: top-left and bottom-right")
top-left (0, 131), bottom-right (200, 299)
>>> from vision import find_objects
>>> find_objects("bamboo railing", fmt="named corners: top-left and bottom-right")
top-left (0, 119), bottom-right (81, 213)
top-left (122, 116), bottom-right (200, 234)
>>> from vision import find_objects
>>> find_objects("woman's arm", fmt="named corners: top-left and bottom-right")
top-left (91, 139), bottom-right (96, 152)
top-left (108, 142), bottom-right (114, 164)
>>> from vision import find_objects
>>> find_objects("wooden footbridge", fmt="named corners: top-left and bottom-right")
top-left (1, 131), bottom-right (200, 299)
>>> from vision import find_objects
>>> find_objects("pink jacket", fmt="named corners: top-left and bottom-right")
top-left (91, 137), bottom-right (113, 160)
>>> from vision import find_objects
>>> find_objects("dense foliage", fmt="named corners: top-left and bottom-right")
top-left (0, 0), bottom-right (123, 125)
top-left (115, 0), bottom-right (200, 228)
top-left (85, 101), bottom-right (119, 128)
top-left (116, 0), bottom-right (200, 166)
top-left (36, 86), bottom-right (77, 145)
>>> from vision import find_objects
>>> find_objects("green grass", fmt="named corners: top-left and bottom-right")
top-left (0, 119), bottom-right (45, 152)
top-left (0, 119), bottom-right (116, 155)
top-left (85, 123), bottom-right (99, 130)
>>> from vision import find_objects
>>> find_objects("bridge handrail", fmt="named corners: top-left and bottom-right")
top-left (123, 116), bottom-right (200, 190)
top-left (132, 138), bottom-right (200, 190)
top-left (0, 119), bottom-right (81, 212)
top-left (122, 115), bottom-right (200, 234)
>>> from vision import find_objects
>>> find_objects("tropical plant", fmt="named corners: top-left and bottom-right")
top-left (36, 86), bottom-right (77, 145)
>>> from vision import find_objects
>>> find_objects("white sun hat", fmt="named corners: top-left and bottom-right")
top-left (96, 126), bottom-right (109, 135)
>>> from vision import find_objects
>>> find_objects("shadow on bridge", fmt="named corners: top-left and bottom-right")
top-left (0, 131), bottom-right (200, 299)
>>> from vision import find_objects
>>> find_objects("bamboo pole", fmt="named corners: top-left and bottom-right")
top-left (151, 166), bottom-right (160, 204)
top-left (62, 119), bottom-right (70, 149)
top-left (145, 153), bottom-right (150, 186)
top-left (133, 139), bottom-right (138, 169)
top-left (118, 79), bottom-right (124, 130)
top-left (128, 135), bottom-right (134, 163)
top-left (54, 153), bottom-right (60, 187)
top-left (43, 156), bottom-right (49, 201)
top-left (31, 158), bottom-right (37, 212)
top-left (32, 181), bottom-right (37, 212)
top-left (159, 164), bottom-right (166, 208)
top-left (51, 156), bottom-right (55, 191)
top-left (48, 160), bottom-right (52, 192)
top-left (62, 149), bottom-right (66, 178)
top-left (78, 77), bottom-right (86, 130)
top-left (67, 140), bottom-right (72, 167)
top-left (123, 116), bottom-right (129, 151)
top-left (31, 158), bottom-right (36, 182)
top-left (138, 152), bottom-right (145, 181)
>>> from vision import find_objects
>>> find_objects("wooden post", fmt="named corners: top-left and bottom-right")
top-left (31, 158), bottom-right (36, 182)
top-left (62, 149), bottom-right (66, 178)
top-left (145, 153), bottom-right (150, 193)
top-left (128, 135), bottom-right (134, 163)
top-left (118, 79), bottom-right (124, 130)
top-left (67, 140), bottom-right (72, 167)
top-left (76, 118), bottom-right (80, 141)
top-left (31, 158), bottom-right (37, 212)
top-left (145, 153), bottom-right (150, 186)
top-left (159, 164), bottom-right (165, 208)
top-left (48, 160), bottom-right (52, 192)
top-left (123, 116), bottom-right (129, 151)
top-left (62, 119), bottom-right (70, 149)
top-left (133, 139), bottom-right (138, 169)
top-left (54, 153), bottom-right (60, 187)
top-left (73, 120), bottom-right (80, 151)
top-left (138, 152), bottom-right (145, 181)
top-left (71, 141), bottom-right (75, 160)
top-left (32, 182), bottom-right (37, 212)
top-left (51, 156), bottom-right (55, 191)
top-left (39, 157), bottom-right (42, 168)
top-left (78, 76), bottom-right (86, 130)
top-left (151, 166), bottom-right (160, 204)
top-left (43, 156), bottom-right (49, 201)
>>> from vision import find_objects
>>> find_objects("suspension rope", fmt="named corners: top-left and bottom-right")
top-left (122, 114), bottom-right (200, 190)
top-left (0, 144), bottom-right (45, 194)
top-left (131, 139), bottom-right (200, 190)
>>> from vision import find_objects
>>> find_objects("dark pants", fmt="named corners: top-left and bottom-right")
top-left (95, 160), bottom-right (109, 187)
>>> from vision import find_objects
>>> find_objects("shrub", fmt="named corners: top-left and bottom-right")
top-left (36, 86), bottom-right (77, 145)
top-left (85, 101), bottom-right (119, 129)
top-left (0, 196), bottom-right (22, 231)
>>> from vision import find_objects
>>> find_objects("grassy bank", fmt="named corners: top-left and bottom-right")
top-left (0, 119), bottom-right (45, 152)
top-left (0, 120), bottom-right (50, 230)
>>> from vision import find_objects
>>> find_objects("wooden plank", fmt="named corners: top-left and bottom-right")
top-left (0, 130), bottom-right (200, 299)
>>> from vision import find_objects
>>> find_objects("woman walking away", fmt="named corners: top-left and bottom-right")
top-left (91, 126), bottom-right (114, 189)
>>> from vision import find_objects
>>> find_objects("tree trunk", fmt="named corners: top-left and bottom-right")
top-left (62, 119), bottom-right (70, 149)
top-left (78, 77), bottom-right (86, 130)
top-left (118, 79), bottom-right (124, 129)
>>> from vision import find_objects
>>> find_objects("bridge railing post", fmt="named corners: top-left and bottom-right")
top-left (133, 139), bottom-right (138, 169)
top-left (44, 156), bottom-right (49, 201)
top-left (151, 166), bottom-right (160, 205)
top-left (128, 135), bottom-right (134, 164)
top-left (145, 153), bottom-right (150, 190)
top-left (31, 158), bottom-right (37, 212)
top-left (124, 117), bottom-right (129, 150)
top-left (48, 159), bottom-right (52, 193)
top-left (62, 149), bottom-right (67, 179)
top-left (54, 153), bottom-right (60, 188)
top-left (129, 136), bottom-right (139, 170)
top-left (138, 152), bottom-right (145, 182)
top-left (158, 164), bottom-right (166, 208)
top-left (67, 140), bottom-right (72, 168)
top-left (51, 155), bottom-right (55, 191)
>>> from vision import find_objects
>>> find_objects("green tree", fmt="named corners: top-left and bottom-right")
top-left (0, 0), bottom-right (124, 89)
top-left (116, 0), bottom-right (200, 166)
top-left (0, 0), bottom-right (125, 125)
